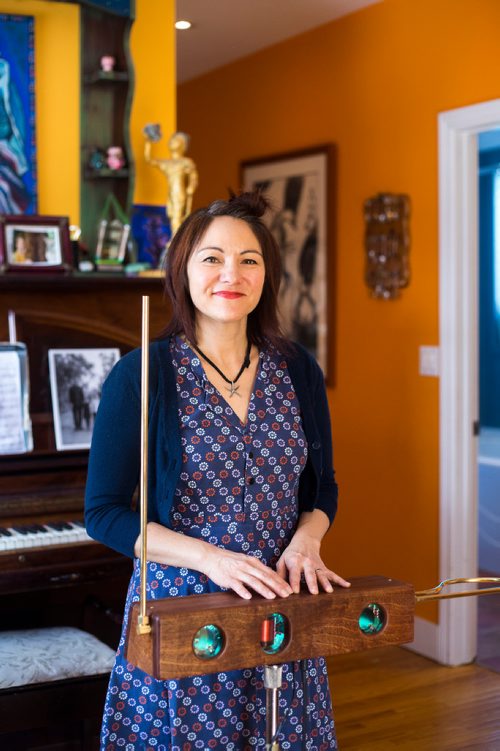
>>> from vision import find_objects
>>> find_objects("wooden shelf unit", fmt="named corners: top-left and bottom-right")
top-left (80, 3), bottom-right (135, 254)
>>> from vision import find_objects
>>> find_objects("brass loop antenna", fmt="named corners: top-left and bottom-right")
top-left (416, 577), bottom-right (500, 603)
top-left (137, 296), bottom-right (151, 635)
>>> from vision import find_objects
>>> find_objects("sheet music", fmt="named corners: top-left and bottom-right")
top-left (0, 344), bottom-right (33, 454)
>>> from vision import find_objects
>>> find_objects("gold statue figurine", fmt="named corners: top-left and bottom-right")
top-left (143, 124), bottom-right (198, 237)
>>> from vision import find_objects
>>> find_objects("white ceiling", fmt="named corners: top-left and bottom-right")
top-left (176, 0), bottom-right (382, 84)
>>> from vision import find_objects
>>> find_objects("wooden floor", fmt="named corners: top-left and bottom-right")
top-left (477, 584), bottom-right (500, 673)
top-left (328, 647), bottom-right (500, 750)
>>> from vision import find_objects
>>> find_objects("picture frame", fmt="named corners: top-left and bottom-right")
top-left (241, 145), bottom-right (335, 379)
top-left (48, 347), bottom-right (120, 451)
top-left (131, 203), bottom-right (171, 269)
top-left (95, 218), bottom-right (130, 267)
top-left (0, 215), bottom-right (72, 272)
top-left (0, 342), bottom-right (33, 455)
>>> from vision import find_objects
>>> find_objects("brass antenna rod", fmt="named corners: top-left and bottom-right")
top-left (138, 296), bottom-right (151, 635)
top-left (415, 576), bottom-right (500, 603)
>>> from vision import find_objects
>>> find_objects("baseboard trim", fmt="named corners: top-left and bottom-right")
top-left (403, 615), bottom-right (440, 662)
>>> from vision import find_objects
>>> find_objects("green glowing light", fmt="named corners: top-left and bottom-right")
top-left (359, 603), bottom-right (386, 635)
top-left (192, 624), bottom-right (224, 659)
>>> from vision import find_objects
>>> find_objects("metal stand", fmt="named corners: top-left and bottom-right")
top-left (264, 664), bottom-right (283, 751)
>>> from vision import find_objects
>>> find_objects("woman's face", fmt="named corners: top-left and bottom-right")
top-left (187, 216), bottom-right (265, 328)
top-left (15, 236), bottom-right (26, 252)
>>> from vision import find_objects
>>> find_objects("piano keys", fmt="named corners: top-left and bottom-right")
top-left (0, 519), bottom-right (91, 551)
top-left (0, 516), bottom-right (131, 597)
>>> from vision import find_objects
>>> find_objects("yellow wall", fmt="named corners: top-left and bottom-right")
top-left (0, 0), bottom-right (80, 221)
top-left (178, 0), bottom-right (500, 622)
top-left (131, 0), bottom-right (176, 205)
top-left (0, 0), bottom-right (176, 223)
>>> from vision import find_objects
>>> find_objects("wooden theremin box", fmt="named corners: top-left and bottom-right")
top-left (125, 575), bottom-right (415, 680)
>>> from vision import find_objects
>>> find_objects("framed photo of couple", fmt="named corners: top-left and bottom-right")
top-left (0, 215), bottom-right (72, 272)
top-left (48, 348), bottom-right (120, 451)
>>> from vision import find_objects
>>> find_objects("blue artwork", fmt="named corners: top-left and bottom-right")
top-left (131, 204), bottom-right (171, 268)
top-left (0, 14), bottom-right (37, 214)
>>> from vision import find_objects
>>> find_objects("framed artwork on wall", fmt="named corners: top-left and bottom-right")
top-left (0, 214), bottom-right (72, 272)
top-left (0, 13), bottom-right (37, 214)
top-left (241, 145), bottom-right (334, 379)
top-left (131, 203), bottom-right (171, 269)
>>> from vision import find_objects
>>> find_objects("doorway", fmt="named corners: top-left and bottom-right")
top-left (477, 129), bottom-right (500, 672)
top-left (438, 98), bottom-right (500, 667)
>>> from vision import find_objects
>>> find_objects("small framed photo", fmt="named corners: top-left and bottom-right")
top-left (48, 348), bottom-right (120, 451)
top-left (131, 203), bottom-right (170, 269)
top-left (95, 218), bottom-right (130, 267)
top-left (241, 145), bottom-right (335, 380)
top-left (0, 215), bottom-right (72, 272)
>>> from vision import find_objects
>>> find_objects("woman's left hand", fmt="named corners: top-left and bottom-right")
top-left (276, 529), bottom-right (350, 595)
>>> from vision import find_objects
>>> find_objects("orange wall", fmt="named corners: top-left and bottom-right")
top-left (178, 0), bottom-right (500, 623)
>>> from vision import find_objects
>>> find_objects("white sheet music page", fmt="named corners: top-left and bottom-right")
top-left (0, 349), bottom-right (27, 454)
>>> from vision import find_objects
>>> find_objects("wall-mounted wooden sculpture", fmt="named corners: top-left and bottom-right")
top-left (364, 193), bottom-right (410, 299)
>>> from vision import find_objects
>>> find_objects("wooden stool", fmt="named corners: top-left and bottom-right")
top-left (0, 627), bottom-right (115, 750)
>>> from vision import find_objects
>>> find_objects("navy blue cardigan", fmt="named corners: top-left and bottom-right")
top-left (84, 338), bottom-right (338, 559)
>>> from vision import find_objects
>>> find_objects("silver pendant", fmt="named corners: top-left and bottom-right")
top-left (225, 382), bottom-right (241, 398)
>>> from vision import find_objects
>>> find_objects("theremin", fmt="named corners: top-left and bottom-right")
top-left (125, 574), bottom-right (500, 682)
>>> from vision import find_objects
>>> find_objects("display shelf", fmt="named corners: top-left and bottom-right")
top-left (83, 70), bottom-right (129, 85)
top-left (0, 272), bottom-right (163, 289)
top-left (84, 168), bottom-right (129, 180)
top-left (80, 5), bottom-right (135, 254)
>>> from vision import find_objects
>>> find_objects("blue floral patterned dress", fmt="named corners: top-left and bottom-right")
top-left (101, 337), bottom-right (337, 751)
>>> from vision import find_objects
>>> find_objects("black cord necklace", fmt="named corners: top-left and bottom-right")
top-left (192, 339), bottom-right (252, 398)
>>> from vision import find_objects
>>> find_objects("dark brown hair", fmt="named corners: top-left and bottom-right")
top-left (162, 191), bottom-right (288, 350)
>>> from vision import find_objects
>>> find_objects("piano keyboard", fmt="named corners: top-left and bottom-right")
top-left (0, 520), bottom-right (92, 551)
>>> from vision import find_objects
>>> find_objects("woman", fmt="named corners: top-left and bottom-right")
top-left (85, 191), bottom-right (349, 750)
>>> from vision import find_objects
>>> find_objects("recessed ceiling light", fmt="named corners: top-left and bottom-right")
top-left (175, 20), bottom-right (192, 30)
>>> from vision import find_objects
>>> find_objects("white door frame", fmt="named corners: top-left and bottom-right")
top-left (438, 99), bottom-right (500, 665)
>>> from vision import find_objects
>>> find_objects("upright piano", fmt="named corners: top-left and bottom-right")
top-left (0, 273), bottom-right (167, 645)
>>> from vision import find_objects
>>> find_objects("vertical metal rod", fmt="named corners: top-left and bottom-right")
top-left (138, 295), bottom-right (151, 634)
top-left (264, 664), bottom-right (282, 750)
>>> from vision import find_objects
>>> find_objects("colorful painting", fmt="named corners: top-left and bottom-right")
top-left (131, 203), bottom-right (171, 268)
top-left (0, 14), bottom-right (37, 214)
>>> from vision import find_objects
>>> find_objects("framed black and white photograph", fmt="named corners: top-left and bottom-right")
top-left (48, 348), bottom-right (120, 451)
top-left (242, 145), bottom-right (334, 378)
top-left (0, 215), bottom-right (72, 272)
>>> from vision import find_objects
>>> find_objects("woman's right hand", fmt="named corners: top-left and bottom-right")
top-left (203, 548), bottom-right (293, 600)
top-left (134, 523), bottom-right (292, 600)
